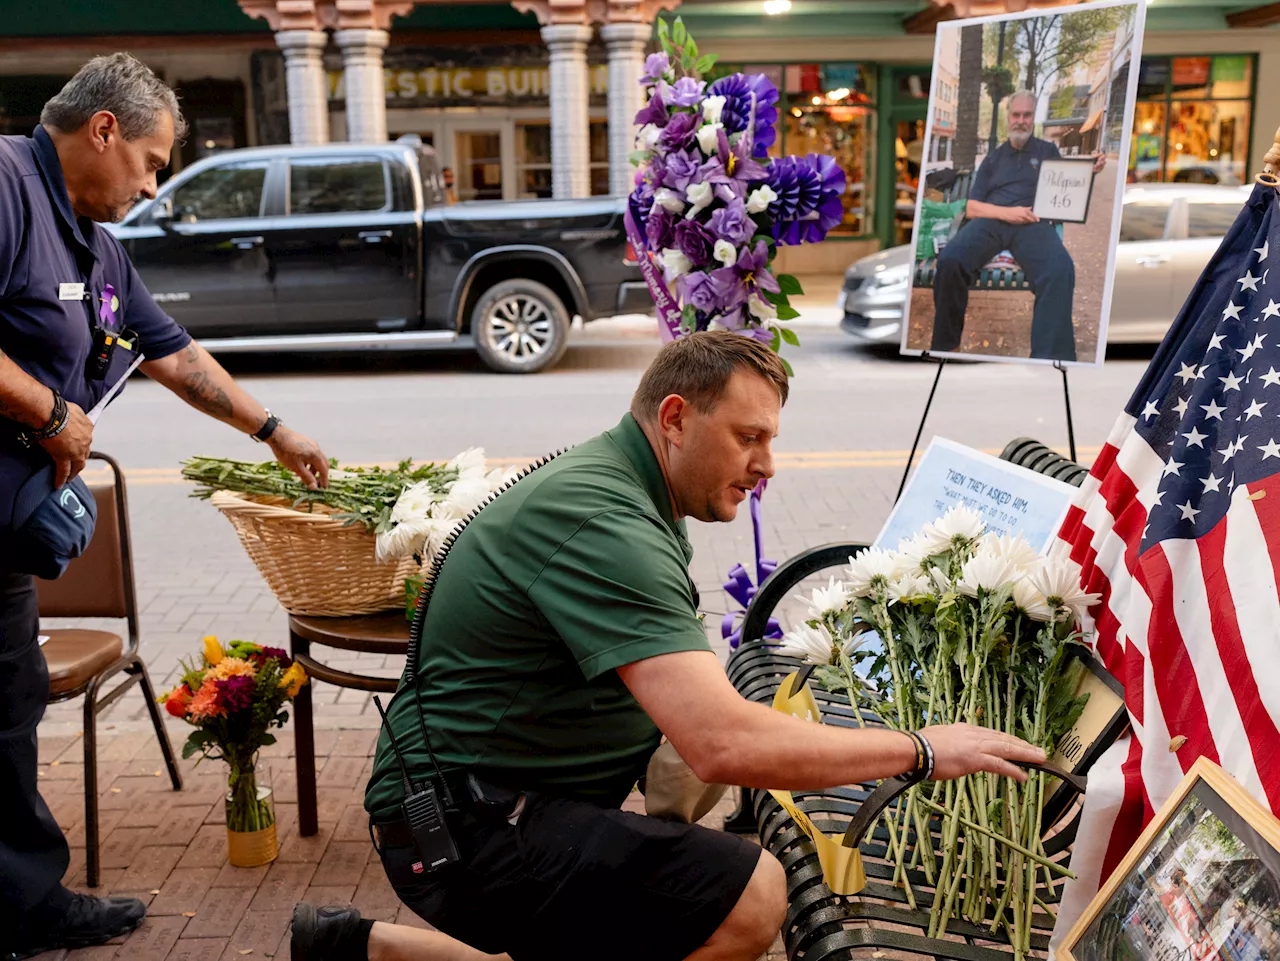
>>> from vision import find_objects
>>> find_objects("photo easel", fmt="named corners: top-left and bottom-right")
top-left (894, 352), bottom-right (1078, 505)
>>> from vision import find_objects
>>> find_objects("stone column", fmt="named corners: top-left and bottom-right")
top-left (276, 30), bottom-right (331, 144)
top-left (334, 28), bottom-right (389, 142)
top-left (541, 23), bottom-right (594, 199)
top-left (600, 21), bottom-right (650, 196)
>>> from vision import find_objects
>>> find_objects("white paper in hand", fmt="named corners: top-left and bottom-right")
top-left (86, 355), bottom-right (145, 425)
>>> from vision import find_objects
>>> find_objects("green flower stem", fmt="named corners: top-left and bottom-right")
top-left (913, 796), bottom-right (1075, 878)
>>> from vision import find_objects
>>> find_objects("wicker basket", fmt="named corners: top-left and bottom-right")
top-left (210, 490), bottom-right (420, 616)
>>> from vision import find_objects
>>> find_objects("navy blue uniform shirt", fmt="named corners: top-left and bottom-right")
top-left (0, 125), bottom-right (190, 526)
top-left (968, 136), bottom-right (1061, 210)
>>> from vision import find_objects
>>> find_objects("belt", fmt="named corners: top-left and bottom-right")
top-left (371, 772), bottom-right (523, 849)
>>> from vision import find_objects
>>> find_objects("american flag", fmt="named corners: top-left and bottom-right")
top-left (1051, 182), bottom-right (1280, 942)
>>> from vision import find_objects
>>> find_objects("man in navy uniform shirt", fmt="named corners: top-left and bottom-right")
top-left (929, 91), bottom-right (1106, 362)
top-left (0, 55), bottom-right (329, 958)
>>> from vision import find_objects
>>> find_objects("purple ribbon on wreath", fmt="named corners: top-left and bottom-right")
top-left (722, 478), bottom-right (782, 650)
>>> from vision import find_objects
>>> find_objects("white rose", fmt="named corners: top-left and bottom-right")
top-left (746, 184), bottom-right (778, 215)
top-left (660, 247), bottom-right (692, 279)
top-left (713, 239), bottom-right (738, 267)
top-left (638, 123), bottom-right (662, 150)
top-left (702, 96), bottom-right (727, 126)
top-left (750, 297), bottom-right (778, 321)
top-left (684, 181), bottom-right (714, 220)
top-left (696, 122), bottom-right (724, 156)
top-left (653, 188), bottom-right (686, 214)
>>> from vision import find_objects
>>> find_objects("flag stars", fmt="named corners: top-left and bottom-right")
top-left (1257, 238), bottom-right (1271, 262)
top-left (1163, 458), bottom-right (1183, 478)
top-left (1260, 439), bottom-right (1280, 460)
top-left (1245, 399), bottom-right (1268, 420)
top-left (1263, 367), bottom-right (1280, 388)
top-left (1142, 400), bottom-right (1161, 421)
top-left (1224, 301), bottom-right (1245, 321)
top-left (1263, 299), bottom-right (1280, 321)
top-left (1239, 333), bottom-right (1267, 362)
top-left (1201, 398), bottom-right (1227, 421)
top-left (1221, 435), bottom-right (1247, 461)
top-left (1208, 332), bottom-right (1227, 352)
top-left (1152, 489), bottom-right (1165, 507)
top-left (1201, 473), bottom-right (1224, 494)
top-left (1177, 501), bottom-right (1202, 522)
top-left (1182, 426), bottom-right (1209, 447)
top-left (1174, 396), bottom-right (1190, 416)
top-left (1177, 362), bottom-right (1198, 384)
top-left (1239, 270), bottom-right (1262, 292)
top-left (1221, 371), bottom-right (1245, 393)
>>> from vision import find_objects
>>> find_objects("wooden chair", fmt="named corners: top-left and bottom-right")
top-left (36, 452), bottom-right (183, 887)
top-left (287, 612), bottom-right (408, 836)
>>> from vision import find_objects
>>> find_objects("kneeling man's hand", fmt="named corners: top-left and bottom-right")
top-left (921, 723), bottom-right (1047, 782)
top-left (1004, 206), bottom-right (1040, 225)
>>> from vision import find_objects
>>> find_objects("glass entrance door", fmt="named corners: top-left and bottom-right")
top-left (455, 130), bottom-right (504, 201)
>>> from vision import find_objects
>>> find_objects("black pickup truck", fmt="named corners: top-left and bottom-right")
top-left (106, 139), bottom-right (650, 373)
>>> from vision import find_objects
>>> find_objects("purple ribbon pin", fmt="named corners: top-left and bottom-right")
top-left (99, 283), bottom-right (119, 331)
top-left (721, 478), bottom-right (781, 650)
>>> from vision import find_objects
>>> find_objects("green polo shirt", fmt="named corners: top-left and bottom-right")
top-left (364, 413), bottom-right (711, 818)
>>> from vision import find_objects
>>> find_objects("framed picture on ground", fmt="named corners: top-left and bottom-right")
top-left (1059, 756), bottom-right (1280, 961)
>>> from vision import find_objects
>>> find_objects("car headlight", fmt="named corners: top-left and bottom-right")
top-left (872, 264), bottom-right (910, 288)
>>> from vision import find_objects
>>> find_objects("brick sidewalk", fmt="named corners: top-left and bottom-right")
top-left (30, 726), bottom-right (783, 961)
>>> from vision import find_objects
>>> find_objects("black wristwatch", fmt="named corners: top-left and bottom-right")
top-left (252, 409), bottom-right (281, 443)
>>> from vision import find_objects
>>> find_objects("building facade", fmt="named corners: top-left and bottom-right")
top-left (1, 0), bottom-right (1277, 273)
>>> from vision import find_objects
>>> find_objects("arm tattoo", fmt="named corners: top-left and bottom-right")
top-left (183, 371), bottom-right (234, 420)
top-left (180, 342), bottom-right (201, 365)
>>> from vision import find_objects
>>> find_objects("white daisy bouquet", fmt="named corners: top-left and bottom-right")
top-left (777, 504), bottom-right (1100, 956)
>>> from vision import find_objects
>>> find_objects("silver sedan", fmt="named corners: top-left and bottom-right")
top-left (840, 183), bottom-right (1253, 346)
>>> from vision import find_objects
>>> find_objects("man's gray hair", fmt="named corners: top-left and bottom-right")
top-left (41, 53), bottom-right (187, 142)
top-left (1008, 90), bottom-right (1037, 111)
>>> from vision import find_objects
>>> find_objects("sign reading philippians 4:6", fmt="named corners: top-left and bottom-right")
top-left (1032, 157), bottom-right (1096, 224)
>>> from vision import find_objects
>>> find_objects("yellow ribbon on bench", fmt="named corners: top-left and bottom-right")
top-left (767, 671), bottom-right (867, 895)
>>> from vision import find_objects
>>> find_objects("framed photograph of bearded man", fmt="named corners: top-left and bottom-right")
top-left (900, 0), bottom-right (1146, 366)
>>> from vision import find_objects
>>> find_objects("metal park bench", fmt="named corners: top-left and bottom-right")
top-left (913, 173), bottom-right (1065, 293)
top-left (723, 438), bottom-right (1094, 960)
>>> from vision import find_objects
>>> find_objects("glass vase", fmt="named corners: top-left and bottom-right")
top-left (225, 753), bottom-right (278, 867)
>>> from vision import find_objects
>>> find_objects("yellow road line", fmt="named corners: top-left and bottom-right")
top-left (106, 444), bottom-right (1101, 486)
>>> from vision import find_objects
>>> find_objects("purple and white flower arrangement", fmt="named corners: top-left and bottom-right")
top-left (625, 18), bottom-right (846, 369)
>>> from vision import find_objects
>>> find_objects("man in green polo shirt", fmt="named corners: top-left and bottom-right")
top-left (291, 332), bottom-right (1045, 961)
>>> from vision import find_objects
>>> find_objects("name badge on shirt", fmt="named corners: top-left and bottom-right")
top-left (58, 282), bottom-right (86, 301)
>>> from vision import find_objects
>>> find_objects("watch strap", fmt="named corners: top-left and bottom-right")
top-left (252, 410), bottom-right (281, 443)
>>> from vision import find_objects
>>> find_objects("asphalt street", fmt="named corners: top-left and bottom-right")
top-left (40, 316), bottom-right (1157, 735)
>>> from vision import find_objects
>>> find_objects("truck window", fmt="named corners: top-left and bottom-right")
top-left (1186, 201), bottom-right (1240, 239)
top-left (168, 161), bottom-right (268, 222)
top-left (1118, 201), bottom-right (1170, 243)
top-left (289, 157), bottom-right (389, 215)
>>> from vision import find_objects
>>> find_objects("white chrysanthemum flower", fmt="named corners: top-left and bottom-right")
top-left (955, 551), bottom-right (1023, 598)
top-left (979, 532), bottom-right (1041, 573)
top-left (1028, 555), bottom-right (1101, 624)
top-left (920, 505), bottom-right (986, 554)
top-left (375, 518), bottom-right (431, 562)
top-left (389, 479), bottom-right (441, 524)
top-left (845, 548), bottom-right (900, 597)
top-left (702, 95), bottom-right (727, 125)
top-left (776, 622), bottom-right (839, 665)
top-left (799, 576), bottom-right (852, 619)
top-left (447, 447), bottom-right (487, 479)
top-left (887, 572), bottom-right (933, 605)
top-left (434, 475), bottom-right (491, 521)
top-left (746, 184), bottom-right (777, 214)
top-left (696, 122), bottom-right (724, 156)
top-left (424, 517), bottom-right (463, 561)
top-left (1011, 576), bottom-right (1053, 622)
top-left (484, 465), bottom-right (521, 490)
top-left (653, 187), bottom-right (686, 214)
top-left (929, 567), bottom-right (953, 594)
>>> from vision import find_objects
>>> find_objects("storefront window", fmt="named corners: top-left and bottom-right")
top-left (516, 120), bottom-right (610, 199)
top-left (1128, 55), bottom-right (1254, 186)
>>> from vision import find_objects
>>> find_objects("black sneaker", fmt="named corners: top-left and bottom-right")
top-left (9, 894), bottom-right (146, 959)
top-left (291, 903), bottom-right (367, 961)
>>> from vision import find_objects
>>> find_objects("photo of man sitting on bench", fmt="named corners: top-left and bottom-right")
top-left (929, 91), bottom-right (1106, 363)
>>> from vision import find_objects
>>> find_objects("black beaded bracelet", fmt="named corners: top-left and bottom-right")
top-left (32, 390), bottom-right (69, 440)
top-left (901, 730), bottom-right (936, 783)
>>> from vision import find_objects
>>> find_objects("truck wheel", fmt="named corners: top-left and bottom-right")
top-left (471, 279), bottom-right (570, 374)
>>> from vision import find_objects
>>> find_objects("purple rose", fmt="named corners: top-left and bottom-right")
top-left (708, 198), bottom-right (753, 247)
top-left (665, 77), bottom-right (706, 108)
top-left (681, 272), bottom-right (722, 314)
top-left (646, 205), bottom-right (676, 251)
top-left (674, 219), bottom-right (716, 267)
top-left (659, 112), bottom-right (698, 151)
top-left (661, 149), bottom-right (701, 192)
top-left (641, 52), bottom-right (670, 83)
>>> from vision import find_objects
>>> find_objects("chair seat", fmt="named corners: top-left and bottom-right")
top-left (287, 611), bottom-right (410, 654)
top-left (42, 629), bottom-right (125, 696)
